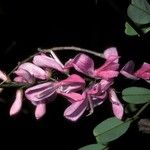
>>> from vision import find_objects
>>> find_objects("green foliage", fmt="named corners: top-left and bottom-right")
top-left (122, 87), bottom-right (150, 104)
top-left (78, 144), bottom-right (108, 150)
top-left (128, 0), bottom-right (150, 24)
top-left (93, 117), bottom-right (131, 145)
top-left (125, 0), bottom-right (150, 35)
top-left (125, 22), bottom-right (139, 36)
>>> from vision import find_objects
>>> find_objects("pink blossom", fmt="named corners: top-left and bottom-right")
top-left (33, 53), bottom-right (65, 72)
top-left (0, 70), bottom-right (9, 81)
top-left (11, 62), bottom-right (48, 117)
top-left (14, 68), bottom-right (34, 83)
top-left (63, 79), bottom-right (124, 121)
top-left (120, 60), bottom-right (138, 80)
top-left (109, 88), bottom-right (123, 119)
top-left (63, 79), bottom-right (113, 121)
top-left (64, 98), bottom-right (87, 122)
top-left (10, 89), bottom-right (23, 116)
top-left (35, 103), bottom-right (46, 120)
top-left (25, 74), bottom-right (85, 104)
top-left (25, 82), bottom-right (58, 103)
top-left (65, 53), bottom-right (94, 76)
top-left (120, 61), bottom-right (150, 82)
top-left (0, 70), bottom-right (10, 93)
top-left (18, 62), bottom-right (49, 80)
top-left (135, 63), bottom-right (150, 80)
top-left (58, 74), bottom-right (85, 93)
top-left (103, 47), bottom-right (119, 62)
top-left (64, 47), bottom-right (119, 80)
top-left (94, 47), bottom-right (119, 80)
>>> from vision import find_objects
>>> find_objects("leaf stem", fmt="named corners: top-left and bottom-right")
top-left (133, 102), bottom-right (150, 120)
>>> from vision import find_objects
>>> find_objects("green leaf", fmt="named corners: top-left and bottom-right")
top-left (93, 117), bottom-right (131, 144)
top-left (143, 26), bottom-right (150, 33)
top-left (127, 0), bottom-right (150, 24)
top-left (125, 22), bottom-right (150, 36)
top-left (125, 22), bottom-right (139, 36)
top-left (122, 87), bottom-right (150, 104)
top-left (78, 144), bottom-right (108, 150)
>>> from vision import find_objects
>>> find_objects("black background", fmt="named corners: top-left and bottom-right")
top-left (0, 0), bottom-right (150, 149)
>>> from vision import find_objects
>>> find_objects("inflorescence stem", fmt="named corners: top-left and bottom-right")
top-left (38, 46), bottom-right (104, 58)
top-left (0, 46), bottom-right (103, 88)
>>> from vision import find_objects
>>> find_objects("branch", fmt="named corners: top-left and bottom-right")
top-left (133, 102), bottom-right (150, 120)
top-left (0, 77), bottom-right (56, 89)
top-left (38, 46), bottom-right (104, 58)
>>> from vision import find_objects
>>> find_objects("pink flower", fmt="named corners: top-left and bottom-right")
top-left (11, 62), bottom-right (48, 117)
top-left (63, 97), bottom-right (87, 122)
top-left (109, 88), bottom-right (123, 119)
top-left (65, 53), bottom-right (94, 76)
top-left (33, 53), bottom-right (65, 72)
top-left (103, 47), bottom-right (119, 62)
top-left (17, 62), bottom-right (49, 80)
top-left (0, 70), bottom-right (10, 93)
top-left (0, 70), bottom-right (9, 81)
top-left (63, 79), bottom-right (123, 121)
top-left (25, 74), bottom-right (85, 119)
top-left (135, 63), bottom-right (150, 80)
top-left (10, 89), bottom-right (23, 116)
top-left (25, 74), bottom-right (85, 103)
top-left (25, 82), bottom-right (58, 103)
top-left (120, 61), bottom-right (138, 80)
top-left (35, 103), bottom-right (46, 120)
top-left (14, 68), bottom-right (34, 83)
top-left (58, 74), bottom-right (85, 93)
top-left (64, 47), bottom-right (119, 80)
top-left (94, 47), bottom-right (119, 80)
top-left (120, 61), bottom-right (150, 82)
top-left (63, 79), bottom-right (113, 121)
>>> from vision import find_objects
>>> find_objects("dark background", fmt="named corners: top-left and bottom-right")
top-left (0, 0), bottom-right (150, 149)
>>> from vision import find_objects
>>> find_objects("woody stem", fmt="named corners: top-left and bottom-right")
top-left (38, 46), bottom-right (104, 58)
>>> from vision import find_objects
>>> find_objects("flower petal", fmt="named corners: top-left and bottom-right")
top-left (100, 79), bottom-right (113, 92)
top-left (60, 92), bottom-right (83, 103)
top-left (109, 88), bottom-right (123, 119)
top-left (65, 53), bottom-right (94, 76)
top-left (59, 74), bottom-right (85, 93)
top-left (10, 89), bottom-right (23, 116)
top-left (0, 70), bottom-right (9, 81)
top-left (87, 82), bottom-right (108, 107)
top-left (87, 83), bottom-right (101, 95)
top-left (134, 62), bottom-right (150, 80)
top-left (33, 54), bottom-right (64, 72)
top-left (14, 69), bottom-right (34, 83)
top-left (64, 100), bottom-right (87, 121)
top-left (120, 60), bottom-right (138, 80)
top-left (50, 50), bottom-right (64, 68)
top-left (92, 92), bottom-right (107, 108)
top-left (94, 59), bottom-right (119, 80)
top-left (14, 76), bottom-right (26, 83)
top-left (25, 82), bottom-right (57, 102)
top-left (61, 74), bottom-right (85, 85)
top-left (18, 62), bottom-right (48, 80)
top-left (94, 70), bottom-right (119, 80)
top-left (104, 47), bottom-right (119, 63)
top-left (35, 103), bottom-right (46, 120)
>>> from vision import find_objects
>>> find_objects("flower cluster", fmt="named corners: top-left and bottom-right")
top-left (0, 47), bottom-right (149, 121)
